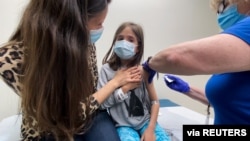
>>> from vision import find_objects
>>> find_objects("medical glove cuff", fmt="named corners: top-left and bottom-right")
top-left (142, 56), bottom-right (156, 83)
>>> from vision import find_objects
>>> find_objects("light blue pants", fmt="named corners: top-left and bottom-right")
top-left (116, 122), bottom-right (170, 141)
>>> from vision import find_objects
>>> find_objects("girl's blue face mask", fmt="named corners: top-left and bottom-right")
top-left (90, 27), bottom-right (104, 44)
top-left (217, 4), bottom-right (248, 30)
top-left (113, 40), bottom-right (136, 60)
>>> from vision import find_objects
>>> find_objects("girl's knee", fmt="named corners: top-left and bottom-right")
top-left (117, 127), bottom-right (140, 141)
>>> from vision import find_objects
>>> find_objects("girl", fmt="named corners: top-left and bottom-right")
top-left (98, 22), bottom-right (170, 141)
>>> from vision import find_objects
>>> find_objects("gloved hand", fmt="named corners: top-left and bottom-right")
top-left (142, 57), bottom-right (156, 83)
top-left (164, 74), bottom-right (190, 93)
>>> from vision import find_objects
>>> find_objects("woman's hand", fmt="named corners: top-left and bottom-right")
top-left (164, 74), bottom-right (190, 93)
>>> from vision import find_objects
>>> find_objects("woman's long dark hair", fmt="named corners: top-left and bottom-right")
top-left (6, 0), bottom-right (110, 140)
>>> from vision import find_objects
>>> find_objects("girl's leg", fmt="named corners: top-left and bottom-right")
top-left (140, 122), bottom-right (170, 141)
top-left (116, 126), bottom-right (140, 141)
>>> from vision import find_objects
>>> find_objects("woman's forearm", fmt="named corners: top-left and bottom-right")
top-left (185, 86), bottom-right (209, 105)
top-left (93, 79), bottom-right (119, 104)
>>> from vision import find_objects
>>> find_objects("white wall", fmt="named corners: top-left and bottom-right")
top-left (96, 0), bottom-right (218, 118)
top-left (0, 0), bottom-right (219, 121)
top-left (0, 0), bottom-right (28, 121)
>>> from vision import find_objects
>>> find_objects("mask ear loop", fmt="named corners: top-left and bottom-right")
top-left (205, 103), bottom-right (211, 124)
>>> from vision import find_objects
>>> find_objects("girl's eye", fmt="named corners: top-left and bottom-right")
top-left (117, 38), bottom-right (123, 41)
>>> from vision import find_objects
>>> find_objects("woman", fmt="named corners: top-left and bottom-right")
top-left (0, 0), bottom-right (141, 140)
top-left (143, 0), bottom-right (250, 124)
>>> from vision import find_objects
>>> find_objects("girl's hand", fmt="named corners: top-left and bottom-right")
top-left (121, 82), bottom-right (141, 93)
top-left (114, 66), bottom-right (141, 87)
top-left (140, 128), bottom-right (155, 141)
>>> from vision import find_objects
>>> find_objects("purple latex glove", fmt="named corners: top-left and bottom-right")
top-left (142, 57), bottom-right (156, 83)
top-left (164, 74), bottom-right (190, 93)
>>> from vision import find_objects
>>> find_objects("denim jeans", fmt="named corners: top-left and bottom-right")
top-left (42, 110), bottom-right (120, 141)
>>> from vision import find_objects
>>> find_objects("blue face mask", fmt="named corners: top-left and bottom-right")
top-left (217, 4), bottom-right (248, 30)
top-left (114, 40), bottom-right (136, 60)
top-left (90, 27), bottom-right (104, 44)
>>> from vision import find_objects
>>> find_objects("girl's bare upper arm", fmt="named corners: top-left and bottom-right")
top-left (145, 81), bottom-right (158, 101)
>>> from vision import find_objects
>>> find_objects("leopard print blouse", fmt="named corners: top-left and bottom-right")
top-left (0, 42), bottom-right (100, 140)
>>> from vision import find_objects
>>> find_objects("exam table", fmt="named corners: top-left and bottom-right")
top-left (0, 99), bottom-right (213, 141)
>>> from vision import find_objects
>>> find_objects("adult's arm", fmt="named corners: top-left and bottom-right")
top-left (185, 86), bottom-right (209, 105)
top-left (149, 18), bottom-right (250, 75)
top-left (0, 42), bottom-right (24, 95)
top-left (164, 74), bottom-right (208, 105)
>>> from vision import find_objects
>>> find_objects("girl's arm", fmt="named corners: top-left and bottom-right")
top-left (145, 81), bottom-right (159, 130)
top-left (140, 71), bottom-right (159, 141)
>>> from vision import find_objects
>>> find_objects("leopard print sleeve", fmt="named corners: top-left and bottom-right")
top-left (0, 42), bottom-right (24, 95)
top-left (21, 114), bottom-right (41, 141)
top-left (80, 96), bottom-right (100, 118)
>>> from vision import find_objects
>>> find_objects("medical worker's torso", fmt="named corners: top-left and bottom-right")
top-left (206, 72), bottom-right (250, 124)
top-left (206, 17), bottom-right (250, 124)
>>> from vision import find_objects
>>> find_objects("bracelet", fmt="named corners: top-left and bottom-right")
top-left (117, 88), bottom-right (128, 101)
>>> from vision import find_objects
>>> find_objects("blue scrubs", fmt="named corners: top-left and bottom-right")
top-left (205, 17), bottom-right (250, 124)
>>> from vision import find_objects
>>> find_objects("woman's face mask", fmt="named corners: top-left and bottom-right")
top-left (113, 40), bottom-right (136, 60)
top-left (217, 4), bottom-right (248, 30)
top-left (90, 27), bottom-right (104, 44)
